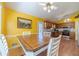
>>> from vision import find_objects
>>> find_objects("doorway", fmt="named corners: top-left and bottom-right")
top-left (38, 22), bottom-right (44, 43)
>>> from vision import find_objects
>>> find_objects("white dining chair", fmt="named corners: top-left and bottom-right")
top-left (43, 32), bottom-right (51, 38)
top-left (47, 35), bottom-right (61, 56)
top-left (0, 34), bottom-right (8, 56)
top-left (23, 31), bottom-right (31, 35)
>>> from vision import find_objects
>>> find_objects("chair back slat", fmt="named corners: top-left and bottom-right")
top-left (0, 34), bottom-right (8, 56)
top-left (23, 31), bottom-right (31, 35)
top-left (47, 35), bottom-right (61, 56)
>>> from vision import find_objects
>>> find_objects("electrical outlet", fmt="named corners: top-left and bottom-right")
top-left (12, 43), bottom-right (17, 47)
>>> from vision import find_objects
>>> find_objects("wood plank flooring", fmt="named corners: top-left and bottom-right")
top-left (59, 37), bottom-right (79, 56)
top-left (8, 47), bottom-right (25, 56)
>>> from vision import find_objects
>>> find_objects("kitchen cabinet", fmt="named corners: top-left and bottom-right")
top-left (56, 22), bottom-right (75, 39)
top-left (56, 22), bottom-right (75, 28)
top-left (44, 20), bottom-right (56, 29)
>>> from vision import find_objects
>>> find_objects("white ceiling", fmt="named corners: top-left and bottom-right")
top-left (5, 2), bottom-right (79, 22)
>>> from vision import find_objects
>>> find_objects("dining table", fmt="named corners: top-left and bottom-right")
top-left (17, 34), bottom-right (50, 56)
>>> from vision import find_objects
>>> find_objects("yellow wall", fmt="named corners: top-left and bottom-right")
top-left (3, 7), bottom-right (43, 48)
top-left (0, 2), bottom-right (6, 34)
top-left (0, 3), bottom-right (2, 34)
top-left (2, 6), bottom-right (7, 35)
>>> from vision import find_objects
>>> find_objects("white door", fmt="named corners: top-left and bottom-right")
top-left (38, 22), bottom-right (43, 43)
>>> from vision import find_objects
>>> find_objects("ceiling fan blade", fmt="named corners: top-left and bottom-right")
top-left (49, 2), bottom-right (54, 5)
top-left (39, 2), bottom-right (46, 6)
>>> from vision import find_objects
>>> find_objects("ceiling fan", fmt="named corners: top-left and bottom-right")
top-left (39, 2), bottom-right (57, 13)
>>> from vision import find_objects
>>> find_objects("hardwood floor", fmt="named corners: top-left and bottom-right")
top-left (59, 36), bottom-right (79, 56)
top-left (8, 47), bottom-right (25, 56)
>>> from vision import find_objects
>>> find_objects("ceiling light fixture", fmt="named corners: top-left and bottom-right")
top-left (39, 2), bottom-right (57, 13)
top-left (64, 18), bottom-right (70, 22)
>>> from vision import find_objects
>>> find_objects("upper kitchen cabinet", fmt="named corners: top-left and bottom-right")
top-left (56, 22), bottom-right (75, 28)
top-left (44, 20), bottom-right (56, 29)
